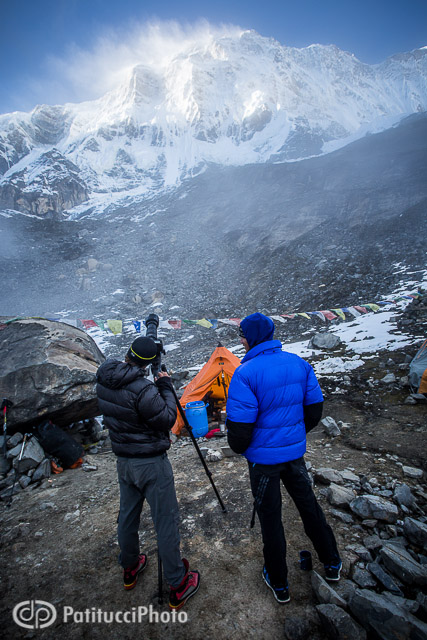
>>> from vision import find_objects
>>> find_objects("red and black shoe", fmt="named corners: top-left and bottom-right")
top-left (123, 554), bottom-right (147, 590)
top-left (169, 558), bottom-right (200, 610)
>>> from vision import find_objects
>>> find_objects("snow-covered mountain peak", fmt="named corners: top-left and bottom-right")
top-left (0, 31), bottom-right (426, 218)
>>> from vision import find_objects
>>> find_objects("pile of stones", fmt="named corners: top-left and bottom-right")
top-left (0, 419), bottom-right (108, 503)
top-left (0, 433), bottom-right (52, 502)
top-left (397, 291), bottom-right (427, 338)
top-left (307, 459), bottom-right (427, 638)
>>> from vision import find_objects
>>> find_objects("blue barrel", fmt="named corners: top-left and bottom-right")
top-left (185, 401), bottom-right (209, 437)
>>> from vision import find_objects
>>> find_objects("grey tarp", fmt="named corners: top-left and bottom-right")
top-left (409, 340), bottom-right (427, 393)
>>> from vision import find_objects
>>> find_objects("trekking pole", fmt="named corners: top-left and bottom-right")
top-left (1, 399), bottom-right (13, 457)
top-left (7, 433), bottom-right (28, 508)
top-left (157, 549), bottom-right (163, 604)
top-left (162, 366), bottom-right (227, 513)
top-left (220, 371), bottom-right (228, 403)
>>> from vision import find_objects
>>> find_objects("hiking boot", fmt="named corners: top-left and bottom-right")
top-left (123, 554), bottom-right (147, 590)
top-left (169, 558), bottom-right (200, 611)
top-left (262, 567), bottom-right (290, 604)
top-left (324, 560), bottom-right (342, 582)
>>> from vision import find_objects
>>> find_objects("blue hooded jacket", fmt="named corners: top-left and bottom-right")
top-left (226, 313), bottom-right (323, 464)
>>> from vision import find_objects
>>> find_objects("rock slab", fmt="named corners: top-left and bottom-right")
top-left (349, 588), bottom-right (427, 640)
top-left (379, 544), bottom-right (427, 586)
top-left (311, 571), bottom-right (347, 608)
top-left (0, 319), bottom-right (105, 429)
top-left (316, 603), bottom-right (367, 640)
top-left (350, 494), bottom-right (399, 523)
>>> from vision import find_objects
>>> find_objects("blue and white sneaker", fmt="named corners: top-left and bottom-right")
top-left (262, 566), bottom-right (290, 603)
top-left (324, 560), bottom-right (342, 582)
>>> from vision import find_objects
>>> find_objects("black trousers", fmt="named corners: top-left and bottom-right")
top-left (249, 457), bottom-right (340, 586)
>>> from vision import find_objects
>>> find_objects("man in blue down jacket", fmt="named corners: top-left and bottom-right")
top-left (226, 313), bottom-right (341, 604)
top-left (96, 336), bottom-right (200, 610)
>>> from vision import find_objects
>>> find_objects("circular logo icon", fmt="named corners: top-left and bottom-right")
top-left (13, 600), bottom-right (57, 629)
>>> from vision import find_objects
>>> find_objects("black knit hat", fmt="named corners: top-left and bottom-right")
top-left (127, 336), bottom-right (157, 366)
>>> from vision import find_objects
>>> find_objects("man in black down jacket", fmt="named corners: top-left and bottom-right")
top-left (96, 336), bottom-right (200, 610)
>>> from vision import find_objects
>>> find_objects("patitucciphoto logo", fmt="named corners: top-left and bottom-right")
top-left (12, 601), bottom-right (187, 628)
top-left (13, 600), bottom-right (57, 630)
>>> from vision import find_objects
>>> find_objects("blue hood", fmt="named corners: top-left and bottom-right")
top-left (240, 313), bottom-right (275, 349)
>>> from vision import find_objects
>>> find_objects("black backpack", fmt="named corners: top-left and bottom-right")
top-left (36, 420), bottom-right (84, 468)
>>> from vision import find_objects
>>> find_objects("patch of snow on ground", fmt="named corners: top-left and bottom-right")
top-left (282, 341), bottom-right (313, 358)
top-left (164, 342), bottom-right (180, 352)
top-left (333, 311), bottom-right (417, 354)
top-left (85, 326), bottom-right (111, 355)
top-left (313, 355), bottom-right (364, 375)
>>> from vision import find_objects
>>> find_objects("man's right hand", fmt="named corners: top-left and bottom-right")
top-left (155, 371), bottom-right (170, 380)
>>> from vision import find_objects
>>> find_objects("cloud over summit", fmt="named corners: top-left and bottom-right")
top-left (37, 20), bottom-right (243, 109)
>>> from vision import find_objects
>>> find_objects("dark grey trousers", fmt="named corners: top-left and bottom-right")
top-left (116, 454), bottom-right (186, 587)
top-left (249, 457), bottom-right (340, 586)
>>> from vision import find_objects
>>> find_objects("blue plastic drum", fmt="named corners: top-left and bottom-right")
top-left (185, 401), bottom-right (209, 437)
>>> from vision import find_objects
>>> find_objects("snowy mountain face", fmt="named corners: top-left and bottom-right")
top-left (1, 113), bottom-right (426, 319)
top-left (0, 31), bottom-right (426, 218)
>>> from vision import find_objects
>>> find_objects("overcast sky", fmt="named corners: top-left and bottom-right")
top-left (1, 0), bottom-right (426, 114)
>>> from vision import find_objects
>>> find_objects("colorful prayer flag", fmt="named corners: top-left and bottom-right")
top-left (320, 310), bottom-right (337, 321)
top-left (197, 318), bottom-right (213, 328)
top-left (208, 319), bottom-right (218, 329)
top-left (345, 307), bottom-right (360, 317)
top-left (331, 309), bottom-right (346, 321)
top-left (61, 318), bottom-right (78, 327)
top-left (270, 315), bottom-right (287, 324)
top-left (168, 320), bottom-right (182, 329)
top-left (107, 319), bottom-right (123, 334)
top-left (364, 304), bottom-right (380, 312)
top-left (133, 321), bottom-right (141, 333)
top-left (296, 313), bottom-right (311, 320)
top-left (81, 319), bottom-right (97, 329)
top-left (310, 312), bottom-right (326, 322)
top-left (354, 306), bottom-right (368, 314)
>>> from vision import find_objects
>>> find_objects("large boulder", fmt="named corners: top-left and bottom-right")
top-left (379, 545), bottom-right (427, 587)
top-left (0, 319), bottom-right (105, 429)
top-left (316, 603), bottom-right (367, 640)
top-left (309, 333), bottom-right (342, 350)
top-left (349, 588), bottom-right (427, 639)
top-left (403, 517), bottom-right (427, 548)
top-left (350, 495), bottom-right (399, 523)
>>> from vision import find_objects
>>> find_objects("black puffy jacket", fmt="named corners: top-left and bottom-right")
top-left (96, 360), bottom-right (177, 457)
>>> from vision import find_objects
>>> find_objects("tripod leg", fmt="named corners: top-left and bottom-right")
top-left (157, 549), bottom-right (163, 605)
top-left (161, 366), bottom-right (227, 513)
top-left (7, 434), bottom-right (27, 508)
top-left (172, 389), bottom-right (226, 511)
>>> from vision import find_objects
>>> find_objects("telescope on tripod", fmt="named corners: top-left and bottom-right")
top-left (143, 314), bottom-right (227, 603)
top-left (144, 313), bottom-right (227, 513)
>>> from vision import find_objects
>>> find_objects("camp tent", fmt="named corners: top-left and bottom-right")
top-left (409, 339), bottom-right (427, 394)
top-left (172, 344), bottom-right (241, 435)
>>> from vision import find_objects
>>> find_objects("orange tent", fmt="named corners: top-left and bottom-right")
top-left (172, 344), bottom-right (241, 435)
